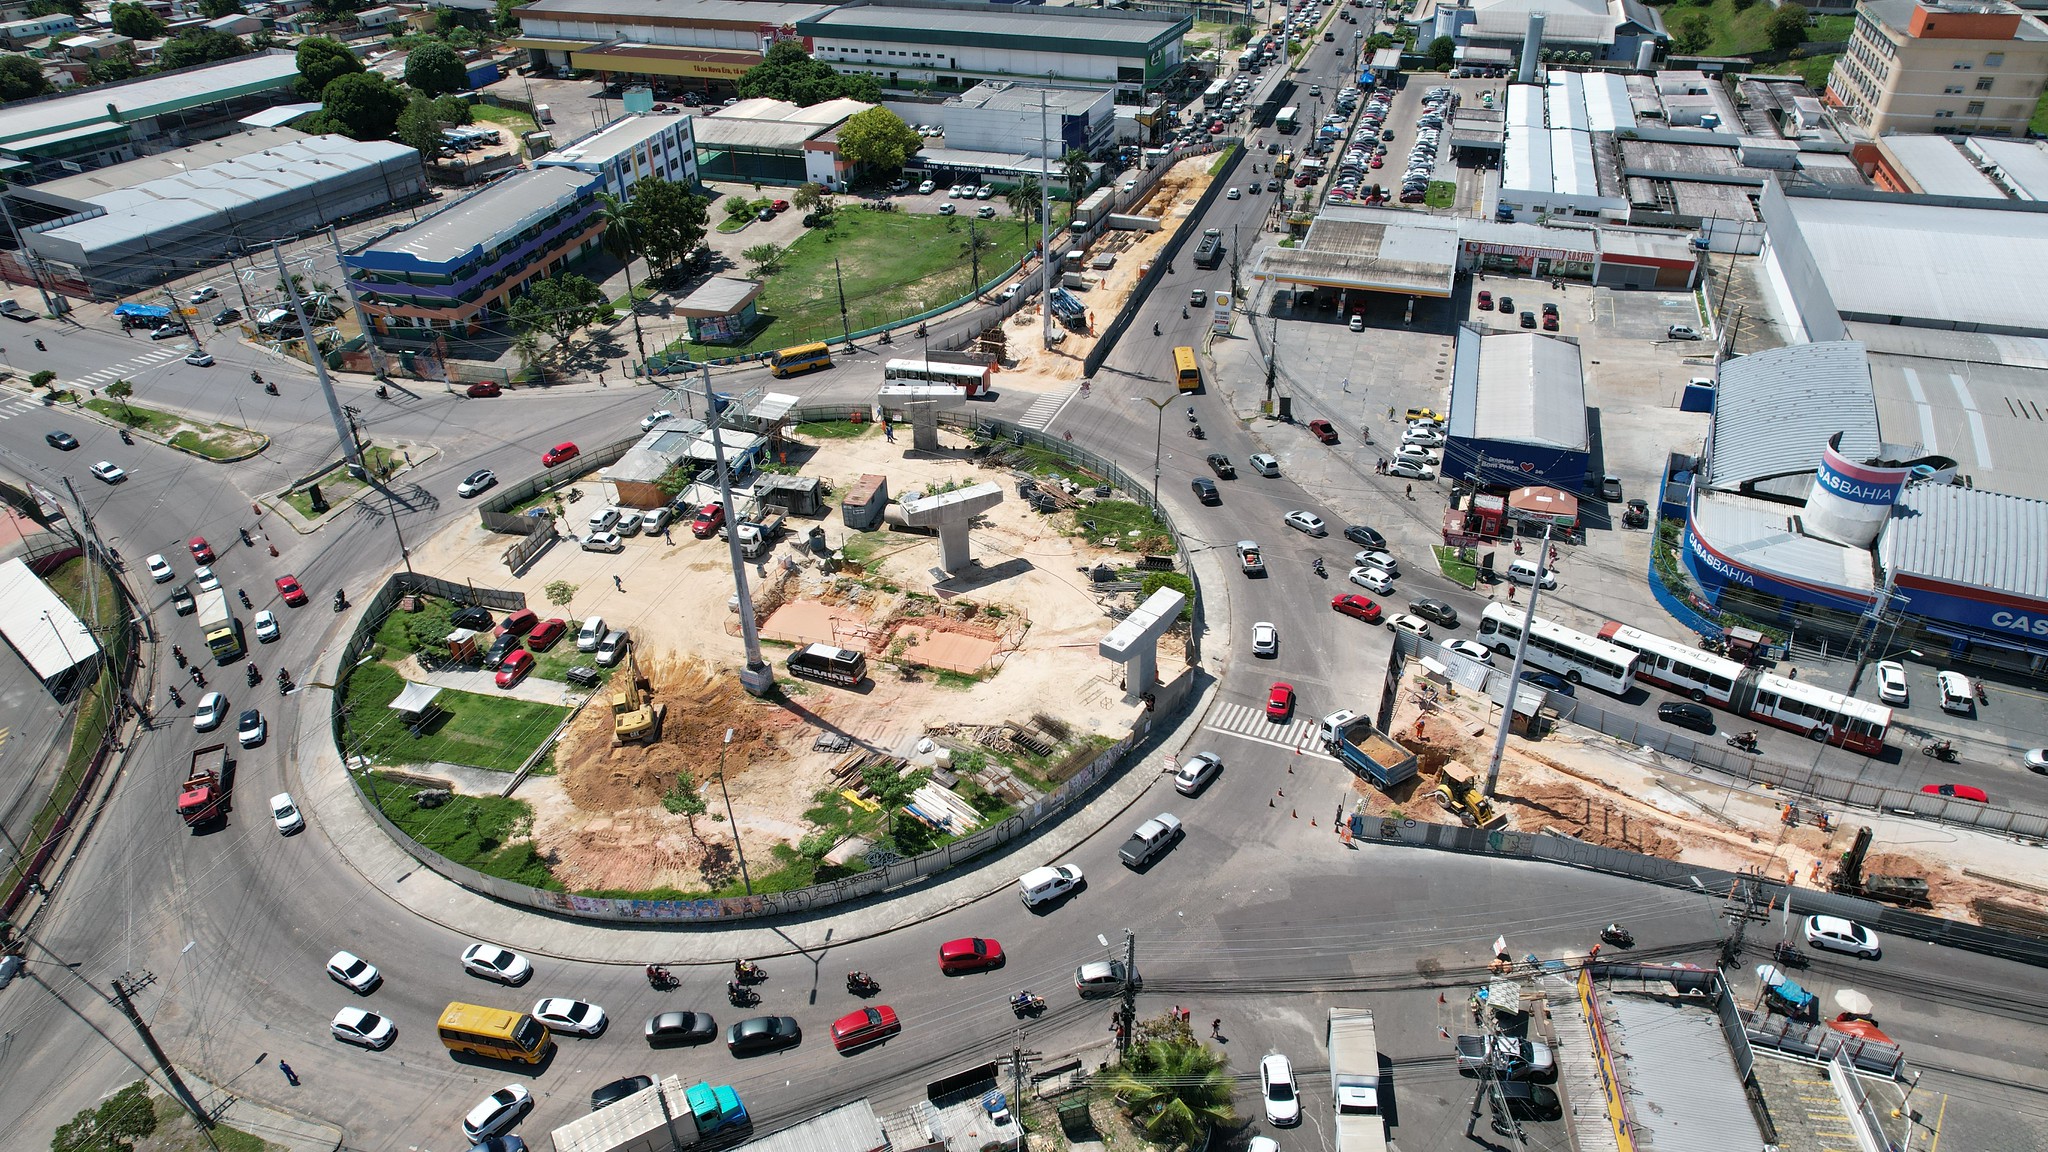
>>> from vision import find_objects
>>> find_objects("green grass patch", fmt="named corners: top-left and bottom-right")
top-left (1070, 500), bottom-right (1172, 552)
top-left (1431, 545), bottom-right (1479, 589)
top-left (284, 446), bottom-right (400, 518)
top-left (365, 772), bottom-right (562, 889)
top-left (529, 638), bottom-right (602, 686)
top-left (1662, 0), bottom-right (1799, 56)
top-left (473, 103), bottom-right (536, 132)
top-left (83, 399), bottom-right (263, 460)
top-left (794, 418), bottom-right (875, 440)
top-left (1424, 181), bottom-right (1456, 208)
top-left (340, 662), bottom-right (570, 774)
top-left (1210, 144), bottom-right (1241, 177)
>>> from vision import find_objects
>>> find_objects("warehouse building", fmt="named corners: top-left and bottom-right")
top-left (19, 132), bottom-right (427, 300)
top-left (1420, 0), bottom-right (1666, 64)
top-left (692, 97), bottom-right (875, 187)
top-left (1443, 326), bottom-right (1595, 494)
top-left (512, 0), bottom-right (833, 97)
top-left (1497, 74), bottom-right (1631, 223)
top-left (536, 112), bottom-right (700, 198)
top-left (936, 82), bottom-right (1113, 159)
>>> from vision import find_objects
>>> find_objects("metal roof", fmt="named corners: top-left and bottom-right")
top-left (357, 166), bottom-right (598, 268)
top-left (539, 112), bottom-right (691, 169)
top-left (1471, 0), bottom-right (1620, 44)
top-left (742, 1101), bottom-right (888, 1152)
top-left (1599, 993), bottom-right (1768, 1152)
top-left (676, 276), bottom-right (762, 316)
top-left (1450, 328), bottom-right (1589, 448)
top-left (1879, 135), bottom-right (2004, 198)
top-left (22, 126), bottom-right (308, 206)
top-left (1852, 324), bottom-right (2048, 501)
top-left (1882, 482), bottom-right (2048, 603)
top-left (1780, 192), bottom-right (2048, 335)
top-left (1964, 135), bottom-right (2048, 201)
top-left (0, 557), bottom-right (100, 682)
top-left (947, 81), bottom-right (1104, 115)
top-left (1253, 205), bottom-right (1460, 296)
top-left (0, 52), bottom-right (300, 147)
top-left (518, 0), bottom-right (833, 25)
top-left (1705, 341), bottom-right (1878, 491)
top-left (799, 0), bottom-right (1185, 50)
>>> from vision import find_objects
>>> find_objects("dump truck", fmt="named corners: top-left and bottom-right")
top-left (1434, 770), bottom-right (1503, 829)
top-left (177, 743), bottom-right (232, 829)
top-left (550, 1075), bottom-right (748, 1152)
top-left (1238, 540), bottom-right (1265, 576)
top-left (1317, 710), bottom-right (1417, 790)
top-left (196, 588), bottom-right (243, 661)
top-left (1329, 1008), bottom-right (1389, 1152)
top-left (736, 514), bottom-right (785, 560)
top-left (611, 650), bottom-right (665, 746)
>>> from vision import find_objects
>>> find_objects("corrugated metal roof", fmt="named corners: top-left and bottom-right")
top-left (1880, 135), bottom-right (2003, 198)
top-left (1465, 329), bottom-right (1589, 448)
top-left (1472, 0), bottom-right (1618, 43)
top-left (1851, 326), bottom-right (2048, 501)
top-left (801, 0), bottom-right (1183, 48)
top-left (359, 166), bottom-right (598, 268)
top-left (0, 557), bottom-right (100, 682)
top-left (1600, 993), bottom-right (1768, 1152)
top-left (1783, 193), bottom-right (2048, 334)
top-left (1883, 477), bottom-right (2048, 601)
top-left (0, 52), bottom-right (300, 146)
top-left (1693, 490), bottom-right (1877, 596)
top-left (1706, 341), bottom-right (1878, 491)
top-left (1965, 135), bottom-right (2048, 201)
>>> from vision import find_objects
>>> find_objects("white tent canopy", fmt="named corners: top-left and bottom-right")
top-left (0, 557), bottom-right (99, 685)
top-left (389, 682), bottom-right (443, 717)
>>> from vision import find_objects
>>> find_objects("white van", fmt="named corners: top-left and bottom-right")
top-left (1936, 670), bottom-right (1974, 714)
top-left (577, 616), bottom-right (607, 652)
top-left (1505, 558), bottom-right (1556, 589)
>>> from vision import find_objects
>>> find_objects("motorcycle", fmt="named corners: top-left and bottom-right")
top-left (237, 588), bottom-right (252, 609)
top-left (1313, 558), bottom-right (1326, 578)
top-left (246, 664), bottom-right (261, 687)
top-left (167, 687), bottom-right (183, 708)
top-left (1600, 923), bottom-right (1634, 949)
top-left (1010, 990), bottom-right (1046, 1017)
top-left (1188, 424), bottom-right (1205, 440)
top-left (1921, 738), bottom-right (1958, 763)
top-left (646, 965), bottom-right (678, 991)
top-left (846, 971), bottom-right (878, 996)
top-left (1976, 679), bottom-right (1988, 705)
top-left (375, 384), bottom-right (389, 399)
top-left (727, 982), bottom-right (759, 1007)
top-left (119, 430), bottom-right (134, 445)
top-left (172, 646), bottom-right (187, 668)
top-left (33, 339), bottom-right (44, 352)
top-left (277, 675), bottom-right (292, 695)
top-left (1726, 731), bottom-right (1760, 754)
top-left (264, 382), bottom-right (278, 396)
top-left (238, 527), bottom-right (253, 546)
top-left (733, 959), bottom-right (764, 983)
top-left (1771, 941), bottom-right (1809, 969)
top-left (250, 371), bottom-right (263, 385)
top-left (1153, 323), bottom-right (1161, 337)
top-left (332, 591), bottom-right (348, 612)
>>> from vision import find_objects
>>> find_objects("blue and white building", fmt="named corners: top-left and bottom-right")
top-left (536, 112), bottom-right (699, 199)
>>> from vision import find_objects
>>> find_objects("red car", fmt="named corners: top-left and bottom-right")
top-left (495, 647), bottom-right (535, 688)
top-left (1331, 594), bottom-right (1382, 623)
top-left (1477, 290), bottom-right (1492, 309)
top-left (1922, 783), bottom-right (1989, 803)
top-left (542, 442), bottom-right (579, 467)
top-left (275, 575), bottom-right (307, 606)
top-left (937, 937), bottom-right (1004, 974)
top-left (691, 501), bottom-right (726, 539)
top-left (1266, 681), bottom-right (1295, 720)
top-left (1542, 313), bottom-right (1559, 331)
top-left (829, 1006), bottom-right (900, 1053)
top-left (528, 617), bottom-right (567, 650)
top-left (188, 536), bottom-right (214, 563)
top-left (497, 608), bottom-right (538, 637)
top-left (1307, 419), bottom-right (1339, 445)
top-left (467, 382), bottom-right (502, 398)
top-left (770, 199), bottom-right (790, 213)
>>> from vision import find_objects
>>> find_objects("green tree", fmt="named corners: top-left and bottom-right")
top-left (295, 36), bottom-right (363, 100)
top-left (159, 28), bottom-right (250, 70)
top-left (544, 580), bottom-right (577, 612)
top-left (1671, 11), bottom-right (1710, 54)
top-left (197, 0), bottom-right (243, 17)
top-left (741, 243), bottom-right (784, 277)
top-left (512, 330), bottom-right (543, 374)
top-left (28, 0), bottom-right (87, 16)
top-left (1231, 24), bottom-right (1253, 46)
top-left (791, 182), bottom-right (825, 212)
top-left (320, 72), bottom-right (407, 140)
top-left (861, 760), bottom-right (927, 846)
top-left (836, 107), bottom-right (922, 173)
top-left (0, 56), bottom-right (49, 102)
top-left (87, 52), bottom-right (138, 84)
top-left (1731, 0), bottom-right (1757, 10)
top-left (1767, 3), bottom-right (1810, 52)
top-left (1428, 35), bottom-right (1456, 69)
top-left (395, 95), bottom-right (445, 157)
top-left (595, 191), bottom-right (649, 361)
top-left (1101, 1017), bottom-right (1236, 1148)
top-left (108, 2), bottom-right (164, 39)
top-left (662, 771), bottom-right (709, 840)
top-left (495, 0), bottom-right (524, 30)
top-left (104, 378), bottom-right (134, 419)
top-left (405, 40), bottom-right (468, 97)
top-left (735, 39), bottom-right (882, 105)
top-left (723, 194), bottom-right (752, 219)
top-left (30, 369), bottom-right (56, 390)
top-left (1006, 177), bottom-right (1044, 255)
top-left (1061, 148), bottom-right (1091, 202)
top-left (432, 94), bottom-right (473, 125)
top-left (624, 178), bottom-right (710, 273)
top-left (509, 273), bottom-right (606, 347)
top-left (51, 1082), bottom-right (157, 1152)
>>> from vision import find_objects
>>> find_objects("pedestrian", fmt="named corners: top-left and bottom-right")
top-left (1211, 1018), bottom-right (1223, 1039)
top-left (1438, 1026), bottom-right (1451, 1040)
top-left (613, 574), bottom-right (624, 591)
top-left (664, 527), bottom-right (674, 545)
top-left (1406, 483), bottom-right (1414, 500)
top-left (278, 1060), bottom-right (299, 1086)
top-left (1588, 943), bottom-right (1602, 961)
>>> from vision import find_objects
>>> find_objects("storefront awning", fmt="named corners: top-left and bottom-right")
top-left (1508, 486), bottom-right (1579, 527)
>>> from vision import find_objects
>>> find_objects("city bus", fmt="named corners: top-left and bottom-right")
top-left (883, 358), bottom-right (990, 396)
top-left (1597, 621), bottom-right (1743, 705)
top-left (766, 342), bottom-right (833, 378)
top-left (1598, 620), bottom-right (1890, 752)
top-left (437, 1002), bottom-right (551, 1064)
top-left (1275, 106), bottom-right (1300, 134)
top-left (1478, 604), bottom-right (1638, 696)
top-left (1173, 346), bottom-right (1200, 392)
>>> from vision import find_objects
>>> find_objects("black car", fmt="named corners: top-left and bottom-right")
top-left (1658, 701), bottom-right (1715, 733)
top-left (45, 431), bottom-right (78, 451)
top-left (1191, 477), bottom-right (1220, 505)
top-left (483, 632), bottom-right (522, 669)
top-left (1519, 668), bottom-right (1574, 697)
top-left (1206, 453), bottom-right (1236, 478)
top-left (172, 584), bottom-right (196, 616)
top-left (1497, 296), bottom-right (1514, 314)
top-left (727, 1015), bottom-right (802, 1055)
top-left (645, 1011), bottom-right (717, 1048)
top-left (1500, 1081), bottom-right (1563, 1122)
top-left (592, 1076), bottom-right (654, 1110)
top-left (212, 307), bottom-right (241, 326)
top-left (1519, 311), bottom-right (1536, 328)
top-left (1409, 598), bottom-right (1458, 628)
top-left (1623, 499), bottom-right (1650, 528)
top-left (451, 605), bottom-right (494, 631)
top-left (1344, 524), bottom-right (1386, 550)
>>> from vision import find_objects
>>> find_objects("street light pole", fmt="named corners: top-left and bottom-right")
top-left (717, 727), bottom-right (753, 896)
top-left (1135, 393), bottom-right (1173, 505)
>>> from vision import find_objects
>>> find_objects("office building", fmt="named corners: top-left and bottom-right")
top-left (536, 111), bottom-right (699, 198)
top-left (1825, 0), bottom-right (2048, 137)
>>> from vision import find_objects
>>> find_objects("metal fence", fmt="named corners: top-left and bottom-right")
top-left (475, 433), bottom-right (645, 530)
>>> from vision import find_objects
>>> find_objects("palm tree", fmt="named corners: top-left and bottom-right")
top-left (1102, 1023), bottom-right (1236, 1149)
top-left (1062, 148), bottom-right (1091, 203)
top-left (1005, 178), bottom-right (1044, 253)
top-left (594, 191), bottom-right (648, 367)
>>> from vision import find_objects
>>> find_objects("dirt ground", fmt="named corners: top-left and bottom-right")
top-left (1354, 671), bottom-right (2048, 924)
top-left (407, 424), bottom-right (1177, 893)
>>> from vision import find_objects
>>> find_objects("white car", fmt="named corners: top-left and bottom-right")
top-left (1283, 510), bottom-right (1327, 537)
top-left (917, 179), bottom-right (935, 194)
top-left (1260, 1053), bottom-right (1301, 1126)
top-left (1388, 458), bottom-right (1436, 480)
top-left (533, 997), bottom-right (609, 1037)
top-left (1353, 549), bottom-right (1397, 573)
top-left (146, 554), bottom-right (173, 583)
top-left (189, 285), bottom-right (218, 304)
top-left (582, 532), bottom-right (624, 553)
top-left (462, 1084), bottom-right (534, 1142)
top-left (269, 791), bottom-right (302, 833)
top-left (1227, 187), bottom-right (1242, 200)
top-left (1403, 427), bottom-right (1445, 447)
top-left (254, 609), bottom-right (280, 643)
top-left (1803, 915), bottom-right (1881, 959)
top-left (1348, 566), bottom-right (1394, 594)
top-left (1174, 751), bottom-right (1223, 796)
top-left (1874, 660), bottom-right (1908, 706)
top-left (948, 184), bottom-right (967, 198)
top-left (457, 468), bottom-right (497, 498)
top-left (641, 409), bottom-right (674, 430)
top-left (1018, 863), bottom-right (1085, 907)
top-left (461, 943), bottom-right (533, 985)
top-left (977, 184), bottom-right (994, 199)
top-left (193, 565), bottom-right (219, 592)
top-left (90, 461), bottom-right (126, 484)
top-left (1396, 443), bottom-right (1441, 465)
top-left (1386, 613), bottom-right (1432, 640)
top-left (327, 950), bottom-right (381, 993)
top-left (2024, 748), bottom-right (2048, 773)
top-left (1442, 639), bottom-right (1493, 665)
top-left (331, 1006), bottom-right (396, 1049)
top-left (239, 708), bottom-right (267, 748)
top-left (193, 692), bottom-right (226, 731)
top-left (1251, 621), bottom-right (1278, 657)
top-left (184, 352), bottom-right (214, 367)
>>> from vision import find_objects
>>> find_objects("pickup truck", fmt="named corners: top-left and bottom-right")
top-left (171, 584), bottom-right (196, 616)
top-left (0, 299), bottom-right (33, 322)
top-left (1454, 1034), bottom-right (1555, 1081)
top-left (1238, 540), bottom-right (1265, 576)
top-left (1118, 812), bottom-right (1184, 868)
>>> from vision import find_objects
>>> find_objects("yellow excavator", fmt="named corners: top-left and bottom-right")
top-left (611, 650), bottom-right (665, 746)
top-left (1434, 770), bottom-right (1504, 829)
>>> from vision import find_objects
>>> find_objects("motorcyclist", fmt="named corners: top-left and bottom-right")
top-left (246, 663), bottom-right (260, 685)
top-left (119, 429), bottom-right (133, 445)
top-left (1153, 322), bottom-right (1161, 336)
top-left (250, 371), bottom-right (262, 385)
top-left (264, 381), bottom-right (278, 395)
top-left (171, 645), bottom-right (186, 666)
top-left (33, 339), bottom-right (44, 352)
top-left (1313, 556), bottom-right (1326, 576)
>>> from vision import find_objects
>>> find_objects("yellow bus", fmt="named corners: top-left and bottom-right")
top-left (1173, 346), bottom-right (1200, 393)
top-left (437, 1002), bottom-right (551, 1064)
top-left (767, 342), bottom-right (833, 378)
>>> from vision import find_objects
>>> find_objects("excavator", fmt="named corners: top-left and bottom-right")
top-left (611, 650), bottom-right (666, 746)
top-left (1434, 770), bottom-right (1505, 829)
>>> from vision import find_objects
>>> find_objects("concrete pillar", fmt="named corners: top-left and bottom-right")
top-left (906, 399), bottom-right (942, 451)
top-left (1099, 586), bottom-right (1185, 700)
top-left (898, 482), bottom-right (1004, 573)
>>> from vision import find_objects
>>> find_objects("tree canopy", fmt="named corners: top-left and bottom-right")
top-left (1427, 35), bottom-right (1456, 69)
top-left (509, 273), bottom-right (608, 347)
top-left (0, 55), bottom-right (53, 103)
top-left (735, 40), bottom-right (881, 105)
top-left (835, 107), bottom-right (922, 173)
top-left (295, 36), bottom-right (363, 100)
top-left (108, 2), bottom-right (165, 39)
top-left (1766, 3), bottom-right (1810, 51)
top-left (404, 40), bottom-right (468, 97)
top-left (158, 28), bottom-right (250, 71)
top-left (197, 0), bottom-right (245, 17)
top-left (315, 71), bottom-right (407, 140)
top-left (623, 177), bottom-right (711, 273)
top-left (395, 95), bottom-right (445, 157)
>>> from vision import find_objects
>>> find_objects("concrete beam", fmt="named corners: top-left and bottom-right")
top-left (899, 481), bottom-right (1004, 573)
top-left (1099, 585), bottom-right (1184, 698)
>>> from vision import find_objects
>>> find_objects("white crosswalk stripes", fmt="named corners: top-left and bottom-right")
top-left (1201, 702), bottom-right (1331, 755)
top-left (1017, 386), bottom-right (1078, 431)
top-left (64, 345), bottom-right (186, 393)
top-left (0, 394), bottom-right (40, 420)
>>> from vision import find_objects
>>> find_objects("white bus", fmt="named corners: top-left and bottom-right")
top-left (883, 358), bottom-right (990, 396)
top-left (1478, 604), bottom-right (1638, 696)
top-left (1597, 621), bottom-right (1743, 705)
top-left (1275, 106), bottom-right (1301, 134)
top-left (1203, 78), bottom-right (1229, 109)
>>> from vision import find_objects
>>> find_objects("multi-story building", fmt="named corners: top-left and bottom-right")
top-left (536, 111), bottom-right (699, 198)
top-left (1825, 0), bottom-right (2048, 136)
top-left (343, 166), bottom-right (605, 335)
top-left (512, 0), bottom-right (832, 97)
top-left (938, 82), bottom-right (1113, 158)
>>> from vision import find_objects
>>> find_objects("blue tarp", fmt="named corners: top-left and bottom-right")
top-left (113, 303), bottom-right (170, 319)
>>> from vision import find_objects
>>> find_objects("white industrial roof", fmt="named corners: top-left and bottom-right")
top-left (1705, 341), bottom-right (1878, 492)
top-left (1453, 329), bottom-right (1589, 449)
top-left (519, 0), bottom-right (831, 25)
top-left (1852, 323), bottom-right (2048, 502)
top-left (357, 166), bottom-right (597, 267)
top-left (1597, 992), bottom-right (1768, 1152)
top-left (1692, 489), bottom-right (1877, 596)
top-left (1882, 482), bottom-right (2048, 604)
top-left (1471, 0), bottom-right (1621, 44)
top-left (1964, 135), bottom-right (2048, 201)
top-left (0, 556), bottom-right (100, 682)
top-left (539, 112), bottom-right (689, 169)
top-left (1880, 135), bottom-right (2004, 198)
top-left (0, 52), bottom-right (300, 146)
top-left (1781, 192), bottom-right (2048, 335)
top-left (801, 0), bottom-right (1184, 49)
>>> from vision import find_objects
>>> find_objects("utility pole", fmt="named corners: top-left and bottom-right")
top-left (1039, 91), bottom-right (1054, 351)
top-left (833, 257), bottom-right (852, 348)
top-left (1135, 393), bottom-right (1172, 506)
top-left (1719, 868), bottom-right (1772, 971)
top-left (1482, 524), bottom-right (1553, 800)
top-left (0, 195), bottom-right (59, 317)
top-left (273, 242), bottom-right (363, 474)
top-left (703, 373), bottom-right (773, 696)
top-left (109, 975), bottom-right (213, 1131)
top-left (329, 226), bottom-right (388, 380)
top-left (1115, 929), bottom-right (1138, 1056)
top-left (1263, 311), bottom-right (1279, 405)
top-left (160, 285), bottom-right (203, 352)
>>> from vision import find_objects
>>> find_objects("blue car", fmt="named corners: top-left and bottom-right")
top-left (1519, 669), bottom-right (1574, 697)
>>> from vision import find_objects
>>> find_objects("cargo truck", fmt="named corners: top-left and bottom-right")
top-left (178, 743), bottom-right (232, 828)
top-left (736, 515), bottom-right (784, 560)
top-left (196, 588), bottom-right (244, 661)
top-left (549, 1075), bottom-right (747, 1152)
top-left (1316, 710), bottom-right (1417, 790)
top-left (786, 643), bottom-right (866, 687)
top-left (1328, 1008), bottom-right (1389, 1152)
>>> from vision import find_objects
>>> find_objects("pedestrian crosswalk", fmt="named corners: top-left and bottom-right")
top-left (1202, 702), bottom-right (1332, 756)
top-left (1017, 385), bottom-right (1078, 431)
top-left (64, 345), bottom-right (187, 393)
top-left (0, 393), bottom-right (43, 421)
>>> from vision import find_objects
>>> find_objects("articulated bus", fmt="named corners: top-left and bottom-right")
top-left (767, 342), bottom-right (833, 378)
top-left (438, 1002), bottom-right (551, 1063)
top-left (883, 358), bottom-right (990, 396)
top-left (1597, 620), bottom-right (1891, 752)
top-left (1477, 604), bottom-right (1638, 696)
top-left (1173, 346), bottom-right (1201, 392)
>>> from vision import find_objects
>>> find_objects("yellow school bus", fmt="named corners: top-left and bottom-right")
top-left (767, 342), bottom-right (833, 378)
top-left (1173, 346), bottom-right (1201, 392)
top-left (438, 1002), bottom-right (551, 1063)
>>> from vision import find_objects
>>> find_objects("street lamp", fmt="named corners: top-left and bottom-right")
top-left (1133, 393), bottom-right (1175, 505)
top-left (715, 727), bottom-right (753, 896)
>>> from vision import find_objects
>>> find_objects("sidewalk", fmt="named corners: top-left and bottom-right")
top-left (173, 1072), bottom-right (344, 1152)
